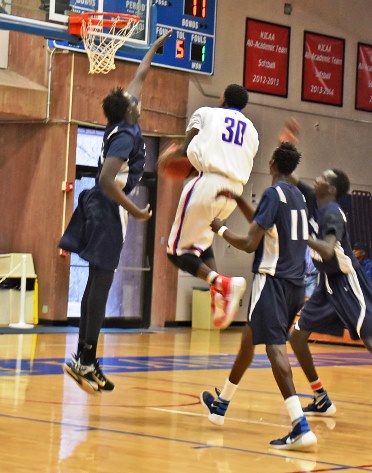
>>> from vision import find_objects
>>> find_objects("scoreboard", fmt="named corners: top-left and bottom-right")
top-left (50, 0), bottom-right (217, 75)
top-left (153, 0), bottom-right (217, 74)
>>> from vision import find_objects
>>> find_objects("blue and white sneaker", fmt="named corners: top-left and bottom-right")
top-left (303, 392), bottom-right (336, 416)
top-left (200, 388), bottom-right (229, 426)
top-left (270, 416), bottom-right (317, 451)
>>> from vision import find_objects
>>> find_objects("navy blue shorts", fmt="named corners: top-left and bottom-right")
top-left (297, 269), bottom-right (372, 341)
top-left (248, 274), bottom-right (304, 345)
top-left (59, 186), bottom-right (123, 271)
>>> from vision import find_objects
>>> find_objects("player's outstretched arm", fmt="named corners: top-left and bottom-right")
top-left (127, 30), bottom-right (172, 99)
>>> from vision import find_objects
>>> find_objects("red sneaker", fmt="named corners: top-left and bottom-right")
top-left (213, 276), bottom-right (246, 329)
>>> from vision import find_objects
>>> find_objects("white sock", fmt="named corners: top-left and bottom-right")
top-left (207, 271), bottom-right (219, 285)
top-left (284, 395), bottom-right (304, 423)
top-left (219, 379), bottom-right (238, 402)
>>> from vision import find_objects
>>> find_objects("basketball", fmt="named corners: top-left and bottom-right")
top-left (158, 142), bottom-right (195, 180)
top-left (161, 157), bottom-right (195, 180)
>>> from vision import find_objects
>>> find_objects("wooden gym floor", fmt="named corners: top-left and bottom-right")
top-left (0, 327), bottom-right (371, 473)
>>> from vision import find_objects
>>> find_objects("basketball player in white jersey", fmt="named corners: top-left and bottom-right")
top-left (159, 84), bottom-right (259, 329)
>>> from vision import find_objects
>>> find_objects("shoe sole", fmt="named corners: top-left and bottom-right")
top-left (270, 431), bottom-right (317, 452)
top-left (199, 392), bottom-right (225, 426)
top-left (212, 293), bottom-right (225, 327)
top-left (92, 373), bottom-right (115, 391)
top-left (219, 277), bottom-right (246, 330)
top-left (304, 403), bottom-right (336, 416)
top-left (64, 363), bottom-right (101, 395)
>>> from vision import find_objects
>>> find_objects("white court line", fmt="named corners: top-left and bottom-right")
top-left (146, 407), bottom-right (288, 428)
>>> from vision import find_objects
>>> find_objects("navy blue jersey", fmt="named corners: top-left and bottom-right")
top-left (98, 121), bottom-right (146, 195)
top-left (252, 181), bottom-right (308, 283)
top-left (298, 181), bottom-right (358, 277)
top-left (59, 117), bottom-right (145, 271)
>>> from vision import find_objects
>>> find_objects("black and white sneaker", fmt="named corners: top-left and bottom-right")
top-left (91, 359), bottom-right (115, 391)
top-left (64, 357), bottom-right (100, 394)
top-left (200, 388), bottom-right (229, 426)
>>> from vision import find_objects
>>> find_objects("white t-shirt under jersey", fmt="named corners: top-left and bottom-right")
top-left (186, 106), bottom-right (259, 185)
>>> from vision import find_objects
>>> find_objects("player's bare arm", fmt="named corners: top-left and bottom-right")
top-left (211, 218), bottom-right (265, 253)
top-left (127, 30), bottom-right (172, 98)
top-left (99, 156), bottom-right (152, 221)
top-left (308, 233), bottom-right (337, 261)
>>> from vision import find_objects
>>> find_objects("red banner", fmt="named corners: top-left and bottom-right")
top-left (244, 19), bottom-right (290, 97)
top-left (355, 43), bottom-right (372, 112)
top-left (302, 32), bottom-right (345, 106)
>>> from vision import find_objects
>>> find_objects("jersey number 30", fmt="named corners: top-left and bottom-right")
top-left (222, 117), bottom-right (247, 146)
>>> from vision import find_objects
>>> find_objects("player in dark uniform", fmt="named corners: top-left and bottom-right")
top-left (289, 169), bottom-right (372, 416)
top-left (60, 32), bottom-right (172, 394)
top-left (200, 142), bottom-right (317, 451)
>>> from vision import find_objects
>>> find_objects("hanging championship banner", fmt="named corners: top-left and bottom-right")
top-left (244, 18), bottom-right (290, 97)
top-left (355, 43), bottom-right (372, 112)
top-left (302, 31), bottom-right (345, 106)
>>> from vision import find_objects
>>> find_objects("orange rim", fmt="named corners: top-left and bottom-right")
top-left (68, 12), bottom-right (140, 35)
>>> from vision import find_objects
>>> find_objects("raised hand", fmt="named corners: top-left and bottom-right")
top-left (278, 117), bottom-right (300, 144)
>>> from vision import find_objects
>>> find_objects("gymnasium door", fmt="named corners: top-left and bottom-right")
top-left (67, 128), bottom-right (158, 328)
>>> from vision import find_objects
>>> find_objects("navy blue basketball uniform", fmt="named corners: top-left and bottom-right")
top-left (248, 182), bottom-right (308, 345)
top-left (59, 121), bottom-right (145, 271)
top-left (296, 182), bottom-right (372, 340)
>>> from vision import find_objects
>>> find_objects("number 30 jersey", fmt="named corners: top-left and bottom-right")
top-left (186, 106), bottom-right (259, 185)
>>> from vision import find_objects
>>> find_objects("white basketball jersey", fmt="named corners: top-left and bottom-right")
top-left (186, 106), bottom-right (259, 184)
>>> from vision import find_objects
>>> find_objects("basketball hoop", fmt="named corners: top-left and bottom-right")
top-left (68, 12), bottom-right (140, 74)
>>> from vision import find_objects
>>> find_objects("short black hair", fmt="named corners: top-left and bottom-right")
top-left (330, 169), bottom-right (350, 200)
top-left (353, 242), bottom-right (367, 252)
top-left (223, 84), bottom-right (249, 110)
top-left (102, 87), bottom-right (131, 124)
top-left (271, 142), bottom-right (301, 175)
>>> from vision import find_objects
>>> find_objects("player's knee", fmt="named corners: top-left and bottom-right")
top-left (289, 327), bottom-right (310, 350)
top-left (167, 252), bottom-right (201, 277)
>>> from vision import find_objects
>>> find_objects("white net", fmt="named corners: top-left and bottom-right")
top-left (81, 14), bottom-right (140, 74)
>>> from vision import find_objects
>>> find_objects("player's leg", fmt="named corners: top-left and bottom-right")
top-left (256, 279), bottom-right (316, 451)
top-left (200, 326), bottom-right (255, 425)
top-left (64, 264), bottom-right (115, 393)
top-left (266, 343), bottom-right (315, 451)
top-left (290, 282), bottom-right (339, 416)
top-left (167, 175), bottom-right (245, 328)
top-left (200, 275), bottom-right (274, 428)
top-left (167, 250), bottom-right (245, 328)
top-left (342, 267), bottom-right (372, 353)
